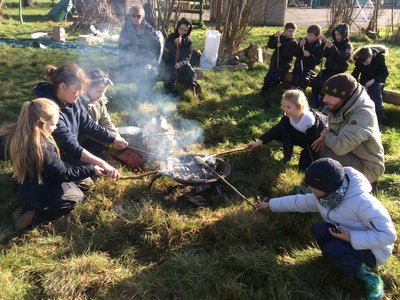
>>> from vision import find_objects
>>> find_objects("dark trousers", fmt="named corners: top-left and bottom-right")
top-left (311, 223), bottom-right (377, 276)
top-left (365, 82), bottom-right (385, 120)
top-left (163, 64), bottom-right (197, 91)
top-left (262, 70), bottom-right (284, 92)
top-left (281, 132), bottom-right (319, 170)
top-left (291, 64), bottom-right (317, 90)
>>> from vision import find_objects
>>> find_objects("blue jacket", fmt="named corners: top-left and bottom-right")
top-left (18, 139), bottom-right (95, 210)
top-left (34, 82), bottom-right (116, 161)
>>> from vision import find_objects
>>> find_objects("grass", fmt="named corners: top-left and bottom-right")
top-left (0, 4), bottom-right (400, 300)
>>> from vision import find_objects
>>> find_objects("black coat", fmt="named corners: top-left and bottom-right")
top-left (34, 82), bottom-right (115, 162)
top-left (18, 140), bottom-right (95, 210)
top-left (322, 34), bottom-right (352, 73)
top-left (267, 34), bottom-right (298, 73)
top-left (351, 48), bottom-right (389, 85)
top-left (293, 38), bottom-right (324, 72)
top-left (259, 109), bottom-right (328, 147)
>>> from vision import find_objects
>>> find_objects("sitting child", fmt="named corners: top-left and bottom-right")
top-left (1, 98), bottom-right (103, 232)
top-left (257, 158), bottom-right (396, 300)
top-left (351, 45), bottom-right (389, 123)
top-left (79, 69), bottom-right (119, 158)
top-left (248, 89), bottom-right (327, 170)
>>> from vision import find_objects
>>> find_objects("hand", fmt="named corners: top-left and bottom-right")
top-left (175, 62), bottom-right (182, 69)
top-left (256, 201), bottom-right (270, 211)
top-left (112, 135), bottom-right (128, 150)
top-left (175, 36), bottom-right (182, 45)
top-left (364, 79), bottom-right (375, 91)
top-left (248, 140), bottom-right (263, 150)
top-left (311, 129), bottom-right (328, 152)
top-left (299, 38), bottom-right (306, 48)
top-left (319, 34), bottom-right (327, 43)
top-left (325, 39), bottom-right (333, 48)
top-left (277, 41), bottom-right (281, 48)
top-left (274, 30), bottom-right (281, 37)
top-left (303, 49), bottom-right (310, 57)
top-left (94, 165), bottom-right (104, 176)
top-left (99, 161), bottom-right (121, 179)
top-left (329, 226), bottom-right (351, 242)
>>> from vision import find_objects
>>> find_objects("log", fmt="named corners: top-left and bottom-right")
top-left (281, 72), bottom-right (400, 106)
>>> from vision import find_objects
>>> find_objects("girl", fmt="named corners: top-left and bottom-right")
top-left (2, 98), bottom-right (103, 232)
top-left (248, 89), bottom-right (327, 170)
top-left (79, 69), bottom-right (119, 158)
top-left (34, 64), bottom-right (127, 182)
top-left (351, 45), bottom-right (389, 123)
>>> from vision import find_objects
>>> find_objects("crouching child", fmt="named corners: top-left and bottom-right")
top-left (257, 158), bottom-right (397, 300)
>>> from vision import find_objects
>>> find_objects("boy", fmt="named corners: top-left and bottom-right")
top-left (260, 22), bottom-right (298, 96)
top-left (290, 24), bottom-right (324, 90)
top-left (310, 23), bottom-right (353, 108)
top-left (257, 158), bottom-right (396, 300)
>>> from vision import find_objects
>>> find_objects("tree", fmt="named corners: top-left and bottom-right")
top-left (328, 0), bottom-right (356, 31)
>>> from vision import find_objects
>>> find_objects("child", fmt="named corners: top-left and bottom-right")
top-left (310, 23), bottom-right (353, 108)
top-left (248, 89), bottom-right (327, 170)
top-left (290, 24), bottom-right (324, 90)
top-left (79, 69), bottom-right (119, 158)
top-left (162, 18), bottom-right (201, 96)
top-left (260, 22), bottom-right (298, 96)
top-left (351, 45), bottom-right (389, 123)
top-left (2, 98), bottom-right (104, 232)
top-left (257, 158), bottom-right (396, 300)
top-left (34, 64), bottom-right (127, 182)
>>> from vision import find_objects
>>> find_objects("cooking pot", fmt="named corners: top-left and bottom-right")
top-left (118, 126), bottom-right (143, 147)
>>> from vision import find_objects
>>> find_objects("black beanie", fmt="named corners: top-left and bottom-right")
top-left (304, 158), bottom-right (345, 194)
top-left (322, 73), bottom-right (357, 100)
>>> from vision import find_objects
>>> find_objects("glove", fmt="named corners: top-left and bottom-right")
top-left (112, 149), bottom-right (146, 172)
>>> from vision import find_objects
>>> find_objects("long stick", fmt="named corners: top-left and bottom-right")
top-left (215, 147), bottom-right (248, 157)
top-left (196, 158), bottom-right (256, 209)
top-left (276, 34), bottom-right (280, 69)
top-left (119, 170), bottom-right (159, 180)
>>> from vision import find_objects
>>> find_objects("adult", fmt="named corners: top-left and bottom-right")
top-left (161, 17), bottom-right (201, 96)
top-left (34, 64), bottom-right (127, 181)
top-left (312, 73), bottom-right (384, 185)
top-left (118, 5), bottom-right (161, 100)
top-left (351, 45), bottom-right (389, 123)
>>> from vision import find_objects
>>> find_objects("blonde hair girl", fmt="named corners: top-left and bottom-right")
top-left (248, 89), bottom-right (327, 170)
top-left (3, 98), bottom-right (103, 232)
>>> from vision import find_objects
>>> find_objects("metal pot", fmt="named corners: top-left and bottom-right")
top-left (118, 126), bottom-right (143, 147)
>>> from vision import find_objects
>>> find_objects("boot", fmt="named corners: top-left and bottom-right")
top-left (13, 209), bottom-right (35, 232)
top-left (355, 263), bottom-right (384, 300)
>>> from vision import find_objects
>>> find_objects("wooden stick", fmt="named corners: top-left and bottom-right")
top-left (119, 170), bottom-right (159, 180)
top-left (215, 147), bottom-right (248, 157)
top-left (195, 157), bottom-right (256, 209)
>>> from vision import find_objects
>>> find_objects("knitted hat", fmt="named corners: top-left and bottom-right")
top-left (304, 158), bottom-right (345, 194)
top-left (322, 73), bottom-right (357, 100)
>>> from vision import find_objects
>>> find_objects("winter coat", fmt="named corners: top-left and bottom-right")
top-left (267, 34), bottom-right (298, 73)
top-left (351, 47), bottom-right (389, 85)
top-left (162, 18), bottom-right (193, 67)
top-left (18, 139), bottom-right (95, 210)
top-left (323, 83), bottom-right (384, 182)
top-left (322, 29), bottom-right (352, 73)
top-left (269, 167), bottom-right (397, 266)
top-left (259, 109), bottom-right (328, 147)
top-left (294, 38), bottom-right (324, 72)
top-left (119, 16), bottom-right (160, 71)
top-left (34, 82), bottom-right (116, 162)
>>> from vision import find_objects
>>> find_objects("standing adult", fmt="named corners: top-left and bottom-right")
top-left (119, 5), bottom-right (161, 100)
top-left (312, 73), bottom-right (384, 186)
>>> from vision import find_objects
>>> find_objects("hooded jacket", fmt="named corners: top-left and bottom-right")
top-left (162, 18), bottom-right (193, 67)
top-left (351, 46), bottom-right (389, 85)
top-left (269, 167), bottom-right (396, 266)
top-left (323, 83), bottom-right (384, 182)
top-left (119, 15), bottom-right (160, 69)
top-left (34, 82), bottom-right (116, 162)
top-left (323, 24), bottom-right (353, 73)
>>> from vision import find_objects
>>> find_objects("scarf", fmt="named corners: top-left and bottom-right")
top-left (317, 175), bottom-right (349, 209)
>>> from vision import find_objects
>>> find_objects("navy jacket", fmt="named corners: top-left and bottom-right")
top-left (18, 139), bottom-right (95, 209)
top-left (34, 82), bottom-right (116, 161)
top-left (351, 48), bottom-right (389, 85)
top-left (294, 38), bottom-right (324, 72)
top-left (267, 34), bottom-right (298, 73)
top-left (322, 29), bottom-right (352, 73)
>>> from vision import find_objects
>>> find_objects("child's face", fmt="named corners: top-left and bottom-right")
top-left (178, 24), bottom-right (189, 36)
top-left (334, 30), bottom-right (343, 42)
top-left (361, 56), bottom-right (373, 66)
top-left (306, 32), bottom-right (318, 43)
top-left (284, 28), bottom-right (296, 39)
top-left (57, 83), bottom-right (81, 104)
top-left (88, 84), bottom-right (108, 101)
top-left (282, 99), bottom-right (302, 119)
top-left (43, 114), bottom-right (59, 135)
top-left (308, 186), bottom-right (327, 198)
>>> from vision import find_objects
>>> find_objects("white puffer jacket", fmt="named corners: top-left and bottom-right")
top-left (269, 167), bottom-right (396, 265)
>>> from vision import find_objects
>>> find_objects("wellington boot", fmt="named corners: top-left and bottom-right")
top-left (355, 263), bottom-right (384, 300)
top-left (13, 209), bottom-right (35, 232)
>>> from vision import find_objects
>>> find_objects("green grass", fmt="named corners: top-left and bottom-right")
top-left (0, 5), bottom-right (400, 299)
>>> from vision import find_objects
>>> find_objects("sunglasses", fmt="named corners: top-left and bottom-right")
top-left (131, 15), bottom-right (142, 19)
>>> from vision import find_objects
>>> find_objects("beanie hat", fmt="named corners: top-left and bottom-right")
top-left (304, 158), bottom-right (345, 194)
top-left (322, 73), bottom-right (357, 100)
top-left (334, 23), bottom-right (349, 40)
